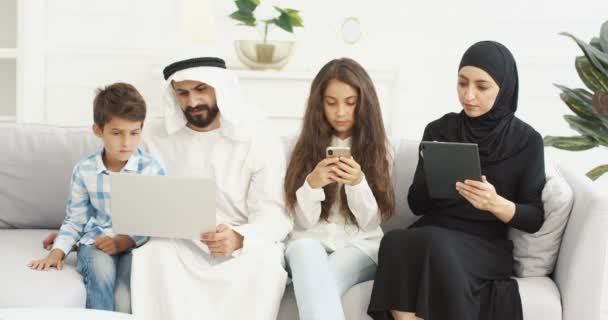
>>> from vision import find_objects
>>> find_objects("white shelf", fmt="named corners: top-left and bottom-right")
top-left (0, 48), bottom-right (18, 59)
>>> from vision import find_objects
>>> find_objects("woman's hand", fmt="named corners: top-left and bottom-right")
top-left (456, 175), bottom-right (516, 222)
top-left (330, 157), bottom-right (364, 186)
top-left (307, 157), bottom-right (341, 189)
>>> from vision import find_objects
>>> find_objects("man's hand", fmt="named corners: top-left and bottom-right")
top-left (200, 224), bottom-right (244, 257)
top-left (28, 248), bottom-right (65, 271)
top-left (42, 231), bottom-right (58, 251)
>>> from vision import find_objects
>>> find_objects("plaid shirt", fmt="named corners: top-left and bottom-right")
top-left (52, 148), bottom-right (166, 255)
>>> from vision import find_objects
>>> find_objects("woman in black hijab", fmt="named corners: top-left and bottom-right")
top-left (367, 41), bottom-right (545, 320)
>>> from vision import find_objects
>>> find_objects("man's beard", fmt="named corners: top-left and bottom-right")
top-left (184, 104), bottom-right (219, 128)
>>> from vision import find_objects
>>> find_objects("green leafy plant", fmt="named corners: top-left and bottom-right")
top-left (229, 0), bottom-right (304, 43)
top-left (544, 20), bottom-right (608, 180)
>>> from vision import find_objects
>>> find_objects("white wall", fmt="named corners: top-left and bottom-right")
top-left (13, 0), bottom-right (608, 140)
top-left (18, 0), bottom-right (216, 126)
top-left (0, 0), bottom-right (17, 47)
top-left (40, 0), bottom-right (182, 125)
top-left (390, 0), bottom-right (608, 139)
top-left (214, 0), bottom-right (607, 139)
top-left (0, 59), bottom-right (16, 116)
top-left (0, 0), bottom-right (17, 118)
top-left (212, 0), bottom-right (402, 135)
top-left (213, 0), bottom-right (401, 72)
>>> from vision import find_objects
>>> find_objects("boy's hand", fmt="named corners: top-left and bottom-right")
top-left (94, 236), bottom-right (120, 255)
top-left (43, 231), bottom-right (78, 252)
top-left (42, 231), bottom-right (58, 250)
top-left (94, 235), bottom-right (135, 255)
top-left (28, 249), bottom-right (65, 271)
top-left (200, 224), bottom-right (244, 257)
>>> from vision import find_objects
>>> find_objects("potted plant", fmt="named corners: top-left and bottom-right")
top-left (544, 20), bottom-right (608, 181)
top-left (229, 0), bottom-right (303, 70)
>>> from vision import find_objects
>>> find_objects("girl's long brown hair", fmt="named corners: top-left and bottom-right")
top-left (285, 58), bottom-right (395, 225)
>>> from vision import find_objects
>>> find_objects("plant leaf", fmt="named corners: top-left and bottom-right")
top-left (591, 37), bottom-right (604, 51)
top-left (544, 135), bottom-right (599, 151)
top-left (588, 90), bottom-right (608, 128)
top-left (234, 0), bottom-right (258, 13)
top-left (286, 10), bottom-right (304, 27)
top-left (562, 32), bottom-right (608, 80)
top-left (586, 164), bottom-right (608, 180)
top-left (555, 84), bottom-right (608, 128)
top-left (271, 6), bottom-right (303, 32)
top-left (600, 20), bottom-right (608, 53)
top-left (576, 56), bottom-right (608, 92)
top-left (229, 11), bottom-right (256, 26)
top-left (273, 6), bottom-right (286, 14)
top-left (564, 114), bottom-right (608, 146)
top-left (592, 91), bottom-right (608, 117)
top-left (273, 15), bottom-right (293, 33)
top-left (554, 84), bottom-right (598, 121)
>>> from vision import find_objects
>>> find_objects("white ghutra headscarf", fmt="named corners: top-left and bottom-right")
top-left (161, 47), bottom-right (263, 141)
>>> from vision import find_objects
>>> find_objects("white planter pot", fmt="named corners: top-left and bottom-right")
top-left (234, 40), bottom-right (295, 71)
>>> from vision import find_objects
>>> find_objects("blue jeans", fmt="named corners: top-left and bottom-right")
top-left (285, 238), bottom-right (377, 320)
top-left (76, 245), bottom-right (132, 312)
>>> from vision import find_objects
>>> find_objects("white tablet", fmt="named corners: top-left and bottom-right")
top-left (109, 174), bottom-right (216, 240)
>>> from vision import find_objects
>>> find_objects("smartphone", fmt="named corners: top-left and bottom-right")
top-left (326, 146), bottom-right (351, 158)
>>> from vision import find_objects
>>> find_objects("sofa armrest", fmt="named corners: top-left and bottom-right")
top-left (553, 165), bottom-right (608, 320)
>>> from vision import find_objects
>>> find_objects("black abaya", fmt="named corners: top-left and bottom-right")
top-left (368, 41), bottom-right (545, 320)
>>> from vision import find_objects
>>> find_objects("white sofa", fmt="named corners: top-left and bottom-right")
top-left (1, 122), bottom-right (607, 320)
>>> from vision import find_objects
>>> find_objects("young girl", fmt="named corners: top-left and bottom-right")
top-left (284, 58), bottom-right (395, 320)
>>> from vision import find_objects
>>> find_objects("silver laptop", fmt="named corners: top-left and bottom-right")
top-left (109, 174), bottom-right (216, 240)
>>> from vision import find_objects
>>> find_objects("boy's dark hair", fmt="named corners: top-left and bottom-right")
top-left (93, 82), bottom-right (146, 128)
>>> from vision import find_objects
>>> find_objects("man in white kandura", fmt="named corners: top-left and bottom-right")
top-left (129, 49), bottom-right (293, 320)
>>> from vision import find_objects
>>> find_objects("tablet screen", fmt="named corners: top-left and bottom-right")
top-left (421, 141), bottom-right (482, 199)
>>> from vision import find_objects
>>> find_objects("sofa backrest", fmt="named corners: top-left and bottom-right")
top-left (382, 138), bottom-right (420, 231)
top-left (1, 124), bottom-right (423, 230)
top-left (0, 123), bottom-right (100, 228)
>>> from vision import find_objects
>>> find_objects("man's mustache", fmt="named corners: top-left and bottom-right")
top-left (185, 104), bottom-right (213, 114)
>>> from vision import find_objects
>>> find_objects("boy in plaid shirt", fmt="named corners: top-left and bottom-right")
top-left (28, 83), bottom-right (165, 312)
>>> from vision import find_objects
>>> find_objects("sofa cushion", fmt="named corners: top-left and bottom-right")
top-left (515, 276), bottom-right (562, 320)
top-left (277, 281), bottom-right (373, 320)
top-left (0, 124), bottom-right (100, 229)
top-left (509, 161), bottom-right (573, 277)
top-left (552, 165), bottom-right (608, 320)
top-left (0, 229), bottom-right (84, 307)
top-left (278, 278), bottom-right (560, 320)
